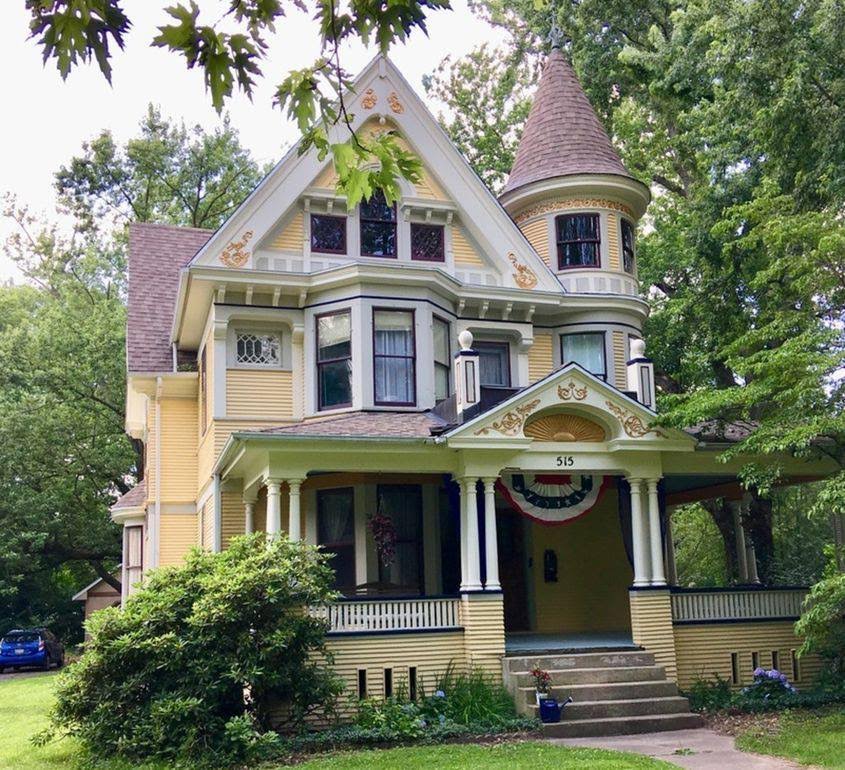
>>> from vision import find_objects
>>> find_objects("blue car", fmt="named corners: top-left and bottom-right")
top-left (0, 628), bottom-right (65, 671)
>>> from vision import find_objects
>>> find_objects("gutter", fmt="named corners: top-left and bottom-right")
top-left (153, 376), bottom-right (163, 569)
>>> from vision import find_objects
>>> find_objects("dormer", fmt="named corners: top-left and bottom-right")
top-left (499, 46), bottom-right (650, 296)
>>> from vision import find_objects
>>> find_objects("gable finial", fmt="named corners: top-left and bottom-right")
top-left (547, 14), bottom-right (565, 51)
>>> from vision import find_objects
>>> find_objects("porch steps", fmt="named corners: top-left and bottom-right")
top-left (503, 648), bottom-right (702, 738)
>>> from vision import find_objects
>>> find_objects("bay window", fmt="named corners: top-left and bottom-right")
top-left (373, 309), bottom-right (416, 405)
top-left (561, 332), bottom-right (606, 379)
top-left (433, 316), bottom-right (450, 402)
top-left (475, 341), bottom-right (511, 387)
top-left (556, 213), bottom-right (601, 268)
top-left (124, 525), bottom-right (143, 596)
top-left (317, 488), bottom-right (355, 590)
top-left (360, 190), bottom-right (397, 257)
top-left (317, 310), bottom-right (352, 410)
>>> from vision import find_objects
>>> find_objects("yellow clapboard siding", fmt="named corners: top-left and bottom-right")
top-left (461, 596), bottom-right (505, 677)
top-left (313, 163), bottom-right (338, 188)
top-left (607, 211), bottom-right (620, 269)
top-left (159, 513), bottom-right (198, 566)
top-left (674, 621), bottom-right (822, 690)
top-left (528, 334), bottom-right (555, 383)
top-left (630, 590), bottom-right (677, 680)
top-left (451, 226), bottom-right (484, 266)
top-left (159, 398), bottom-right (198, 503)
top-left (200, 499), bottom-right (214, 551)
top-left (269, 211), bottom-right (304, 252)
top-left (520, 218), bottom-right (550, 266)
top-left (415, 167), bottom-right (447, 200)
top-left (226, 369), bottom-right (294, 419)
top-left (220, 490), bottom-right (244, 547)
top-left (146, 404), bottom-right (157, 499)
top-left (612, 330), bottom-right (627, 391)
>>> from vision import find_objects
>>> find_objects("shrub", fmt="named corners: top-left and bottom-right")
top-left (685, 674), bottom-right (733, 712)
top-left (43, 535), bottom-right (344, 766)
top-left (424, 665), bottom-right (520, 727)
top-left (795, 573), bottom-right (845, 678)
top-left (739, 668), bottom-right (797, 704)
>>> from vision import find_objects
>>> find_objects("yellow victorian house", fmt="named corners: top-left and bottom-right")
top-left (113, 47), bottom-right (831, 737)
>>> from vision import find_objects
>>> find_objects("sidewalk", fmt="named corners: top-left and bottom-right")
top-left (550, 728), bottom-right (808, 769)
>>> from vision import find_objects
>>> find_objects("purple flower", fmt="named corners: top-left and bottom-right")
top-left (779, 673), bottom-right (788, 683)
top-left (434, 690), bottom-right (445, 698)
top-left (767, 670), bottom-right (781, 680)
top-left (753, 667), bottom-right (765, 678)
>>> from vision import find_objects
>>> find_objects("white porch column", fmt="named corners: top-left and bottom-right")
top-left (646, 479), bottom-right (666, 586)
top-left (628, 478), bottom-right (650, 586)
top-left (482, 477), bottom-right (500, 591)
top-left (665, 505), bottom-right (678, 586)
top-left (265, 479), bottom-right (282, 541)
top-left (287, 478), bottom-right (304, 541)
top-left (461, 478), bottom-right (482, 591)
top-left (731, 500), bottom-right (749, 582)
top-left (244, 500), bottom-right (255, 535)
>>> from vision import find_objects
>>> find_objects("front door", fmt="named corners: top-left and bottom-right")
top-left (498, 508), bottom-right (530, 631)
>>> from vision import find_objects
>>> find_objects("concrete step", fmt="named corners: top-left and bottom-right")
top-left (532, 696), bottom-right (692, 721)
top-left (511, 664), bottom-right (666, 686)
top-left (540, 712), bottom-right (704, 738)
top-left (518, 679), bottom-right (680, 705)
top-left (504, 650), bottom-right (654, 674)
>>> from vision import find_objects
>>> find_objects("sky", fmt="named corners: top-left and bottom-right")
top-left (0, 1), bottom-right (505, 282)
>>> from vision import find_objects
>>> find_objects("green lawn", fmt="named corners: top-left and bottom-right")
top-left (734, 708), bottom-right (845, 769)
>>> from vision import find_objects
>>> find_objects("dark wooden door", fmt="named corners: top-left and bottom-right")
top-left (497, 508), bottom-right (530, 631)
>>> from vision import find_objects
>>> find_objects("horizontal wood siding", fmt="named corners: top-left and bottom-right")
top-left (674, 621), bottom-right (822, 690)
top-left (451, 226), bottom-right (484, 266)
top-left (460, 595), bottom-right (505, 679)
top-left (612, 330), bottom-right (628, 391)
top-left (226, 369), bottom-right (294, 419)
top-left (160, 398), bottom-right (198, 503)
top-left (220, 490), bottom-right (244, 547)
top-left (269, 211), bottom-right (303, 252)
top-left (520, 218), bottom-right (550, 266)
top-left (528, 333), bottom-right (555, 383)
top-left (607, 211), bottom-right (620, 269)
top-left (630, 590), bottom-right (677, 680)
top-left (159, 513), bottom-right (198, 566)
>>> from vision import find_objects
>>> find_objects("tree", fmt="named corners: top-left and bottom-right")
top-left (25, 0), bottom-right (451, 207)
top-left (44, 536), bottom-right (343, 765)
top-left (430, 0), bottom-right (845, 582)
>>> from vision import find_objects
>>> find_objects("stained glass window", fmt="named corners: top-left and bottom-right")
top-left (311, 214), bottom-right (346, 254)
top-left (236, 333), bottom-right (281, 367)
top-left (411, 223), bottom-right (444, 261)
top-left (360, 190), bottom-right (397, 257)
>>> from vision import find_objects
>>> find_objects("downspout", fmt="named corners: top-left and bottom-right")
top-left (153, 376), bottom-right (163, 569)
top-left (213, 472), bottom-right (222, 552)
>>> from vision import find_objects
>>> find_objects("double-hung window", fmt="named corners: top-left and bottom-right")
top-left (311, 214), bottom-right (347, 254)
top-left (317, 311), bottom-right (352, 410)
top-left (360, 190), bottom-right (397, 257)
top-left (124, 525), bottom-right (143, 596)
top-left (433, 316), bottom-right (451, 402)
top-left (621, 219), bottom-right (635, 273)
top-left (373, 309), bottom-right (416, 405)
top-left (317, 488), bottom-right (356, 591)
top-left (475, 341), bottom-right (511, 387)
top-left (561, 332), bottom-right (606, 379)
top-left (556, 213), bottom-right (601, 268)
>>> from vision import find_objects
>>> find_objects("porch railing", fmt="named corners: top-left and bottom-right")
top-left (670, 587), bottom-right (808, 623)
top-left (313, 596), bottom-right (462, 634)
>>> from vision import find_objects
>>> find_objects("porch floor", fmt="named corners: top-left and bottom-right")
top-left (505, 631), bottom-right (637, 655)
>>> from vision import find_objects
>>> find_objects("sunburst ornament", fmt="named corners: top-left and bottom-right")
top-left (524, 413), bottom-right (606, 442)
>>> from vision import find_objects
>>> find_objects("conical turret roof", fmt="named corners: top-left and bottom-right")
top-left (502, 48), bottom-right (633, 195)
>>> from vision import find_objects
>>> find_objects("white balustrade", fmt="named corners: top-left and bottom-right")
top-left (312, 597), bottom-right (461, 634)
top-left (670, 588), bottom-right (808, 623)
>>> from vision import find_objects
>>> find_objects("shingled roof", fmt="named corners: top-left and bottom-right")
top-left (260, 411), bottom-right (448, 439)
top-left (110, 479), bottom-right (147, 512)
top-left (502, 48), bottom-right (633, 195)
top-left (127, 223), bottom-right (212, 373)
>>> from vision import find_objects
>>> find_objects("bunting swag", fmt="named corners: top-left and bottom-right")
top-left (497, 473), bottom-right (608, 525)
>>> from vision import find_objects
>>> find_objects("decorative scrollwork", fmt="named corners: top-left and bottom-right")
top-left (605, 400), bottom-right (667, 439)
top-left (388, 91), bottom-right (404, 114)
top-left (508, 252), bottom-right (538, 289)
top-left (219, 230), bottom-right (253, 268)
top-left (558, 381), bottom-right (588, 401)
top-left (474, 399), bottom-right (541, 437)
top-left (515, 198), bottom-right (634, 223)
top-left (361, 88), bottom-right (378, 109)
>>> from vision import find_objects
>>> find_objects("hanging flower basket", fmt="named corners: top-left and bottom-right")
top-left (368, 509), bottom-right (397, 567)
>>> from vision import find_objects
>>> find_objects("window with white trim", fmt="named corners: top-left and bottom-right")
top-left (125, 525), bottom-right (143, 597)
top-left (561, 332), bottom-right (606, 379)
top-left (235, 332), bottom-right (281, 367)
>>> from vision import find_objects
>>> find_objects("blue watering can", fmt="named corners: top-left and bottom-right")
top-left (538, 695), bottom-right (573, 723)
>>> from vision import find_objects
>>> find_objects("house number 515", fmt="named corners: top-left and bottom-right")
top-left (556, 456), bottom-right (575, 467)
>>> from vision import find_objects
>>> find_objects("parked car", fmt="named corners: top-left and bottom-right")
top-left (0, 628), bottom-right (64, 671)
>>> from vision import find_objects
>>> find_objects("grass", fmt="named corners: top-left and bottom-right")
top-left (0, 672), bottom-right (671, 770)
top-left (734, 708), bottom-right (845, 769)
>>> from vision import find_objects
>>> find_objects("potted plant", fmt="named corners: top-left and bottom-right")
top-left (531, 667), bottom-right (552, 706)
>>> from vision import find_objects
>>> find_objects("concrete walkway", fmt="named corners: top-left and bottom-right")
top-left (551, 728), bottom-right (808, 769)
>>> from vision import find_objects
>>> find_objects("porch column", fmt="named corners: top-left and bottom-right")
top-left (460, 478), bottom-right (482, 591)
top-left (647, 479), bottom-right (666, 586)
top-left (243, 498), bottom-right (255, 535)
top-left (482, 477), bottom-right (500, 590)
top-left (287, 478), bottom-right (304, 541)
top-left (628, 478), bottom-right (650, 586)
top-left (731, 500), bottom-right (749, 582)
top-left (741, 498), bottom-right (761, 584)
top-left (265, 479), bottom-right (282, 541)
top-left (664, 505), bottom-right (678, 586)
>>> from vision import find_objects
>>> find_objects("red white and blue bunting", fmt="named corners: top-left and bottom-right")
top-left (496, 473), bottom-right (608, 526)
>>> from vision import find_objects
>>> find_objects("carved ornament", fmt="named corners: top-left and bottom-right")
top-left (515, 198), bottom-right (634, 224)
top-left (605, 400), bottom-right (667, 439)
top-left (508, 252), bottom-right (538, 289)
top-left (361, 88), bottom-right (378, 109)
top-left (558, 381), bottom-right (588, 401)
top-left (388, 91), bottom-right (404, 114)
top-left (219, 230), bottom-right (254, 268)
top-left (474, 399), bottom-right (541, 437)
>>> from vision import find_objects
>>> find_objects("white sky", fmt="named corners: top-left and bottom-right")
top-left (0, 1), bottom-right (504, 282)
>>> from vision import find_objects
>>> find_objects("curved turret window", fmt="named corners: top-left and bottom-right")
top-left (621, 218), bottom-right (635, 273)
top-left (556, 213), bottom-right (600, 269)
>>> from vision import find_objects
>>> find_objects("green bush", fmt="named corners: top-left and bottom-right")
top-left (685, 675), bottom-right (734, 712)
top-left (795, 573), bottom-right (845, 678)
top-left (422, 665), bottom-right (519, 727)
top-left (42, 535), bottom-right (344, 766)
